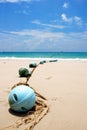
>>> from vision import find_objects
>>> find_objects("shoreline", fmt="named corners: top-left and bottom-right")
top-left (0, 57), bottom-right (87, 61)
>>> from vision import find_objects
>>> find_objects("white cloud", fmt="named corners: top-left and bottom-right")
top-left (5, 0), bottom-right (19, 2)
top-left (32, 20), bottom-right (41, 25)
top-left (74, 16), bottom-right (82, 26)
top-left (0, 0), bottom-right (40, 3)
top-left (61, 13), bottom-right (83, 26)
top-left (61, 13), bottom-right (72, 23)
top-left (32, 20), bottom-right (65, 29)
top-left (1, 29), bottom-right (87, 52)
top-left (63, 2), bottom-right (68, 8)
top-left (10, 29), bottom-right (65, 39)
top-left (9, 29), bottom-right (87, 41)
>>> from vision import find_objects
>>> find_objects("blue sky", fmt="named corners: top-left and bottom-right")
top-left (0, 0), bottom-right (87, 52)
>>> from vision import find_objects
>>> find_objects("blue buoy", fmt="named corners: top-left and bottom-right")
top-left (8, 85), bottom-right (36, 112)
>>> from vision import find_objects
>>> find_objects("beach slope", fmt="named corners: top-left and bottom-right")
top-left (0, 60), bottom-right (87, 130)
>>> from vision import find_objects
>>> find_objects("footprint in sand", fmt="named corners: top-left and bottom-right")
top-left (45, 76), bottom-right (52, 80)
top-left (51, 97), bottom-right (64, 103)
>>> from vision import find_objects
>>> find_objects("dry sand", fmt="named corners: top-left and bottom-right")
top-left (0, 59), bottom-right (87, 130)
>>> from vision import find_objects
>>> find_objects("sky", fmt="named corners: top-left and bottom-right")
top-left (0, 0), bottom-right (87, 52)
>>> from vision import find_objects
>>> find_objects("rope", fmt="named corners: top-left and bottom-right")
top-left (1, 61), bottom-right (49, 130)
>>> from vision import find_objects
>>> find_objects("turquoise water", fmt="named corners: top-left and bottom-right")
top-left (0, 52), bottom-right (87, 59)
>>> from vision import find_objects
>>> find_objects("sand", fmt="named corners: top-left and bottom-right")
top-left (0, 59), bottom-right (87, 130)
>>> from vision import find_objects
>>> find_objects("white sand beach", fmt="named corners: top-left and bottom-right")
top-left (0, 59), bottom-right (87, 130)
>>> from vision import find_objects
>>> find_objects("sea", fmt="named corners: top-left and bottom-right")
top-left (0, 52), bottom-right (87, 61)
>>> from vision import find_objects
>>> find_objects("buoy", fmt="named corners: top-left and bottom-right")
top-left (40, 60), bottom-right (46, 64)
top-left (8, 85), bottom-right (36, 112)
top-left (19, 67), bottom-right (30, 77)
top-left (49, 59), bottom-right (58, 62)
top-left (29, 63), bottom-right (37, 68)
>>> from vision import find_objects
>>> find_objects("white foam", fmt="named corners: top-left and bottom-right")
top-left (0, 57), bottom-right (87, 62)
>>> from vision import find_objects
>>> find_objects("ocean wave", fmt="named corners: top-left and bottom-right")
top-left (0, 57), bottom-right (87, 61)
